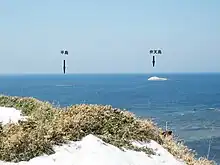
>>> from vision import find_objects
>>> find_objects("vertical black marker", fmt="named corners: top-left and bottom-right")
top-left (152, 56), bottom-right (155, 67)
top-left (63, 60), bottom-right (66, 74)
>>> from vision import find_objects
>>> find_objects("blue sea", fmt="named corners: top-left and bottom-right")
top-left (0, 73), bottom-right (220, 164)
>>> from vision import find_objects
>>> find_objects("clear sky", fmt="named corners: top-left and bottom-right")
top-left (1, 0), bottom-right (219, 74)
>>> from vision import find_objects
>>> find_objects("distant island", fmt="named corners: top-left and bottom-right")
top-left (148, 76), bottom-right (168, 81)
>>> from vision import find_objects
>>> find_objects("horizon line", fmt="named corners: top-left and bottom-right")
top-left (1, 72), bottom-right (220, 75)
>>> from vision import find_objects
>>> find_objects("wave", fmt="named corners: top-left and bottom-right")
top-left (208, 107), bottom-right (220, 112)
top-left (55, 85), bottom-right (74, 87)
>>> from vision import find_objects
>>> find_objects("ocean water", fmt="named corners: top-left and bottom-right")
top-left (0, 73), bottom-right (220, 164)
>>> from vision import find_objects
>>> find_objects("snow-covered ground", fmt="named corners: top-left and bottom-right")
top-left (0, 106), bottom-right (185, 165)
top-left (148, 76), bottom-right (168, 81)
top-left (0, 107), bottom-right (27, 125)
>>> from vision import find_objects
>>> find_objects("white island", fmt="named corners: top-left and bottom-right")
top-left (148, 76), bottom-right (168, 81)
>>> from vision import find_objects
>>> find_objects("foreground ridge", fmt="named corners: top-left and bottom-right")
top-left (0, 95), bottom-right (216, 165)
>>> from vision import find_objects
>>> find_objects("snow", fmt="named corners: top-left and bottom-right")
top-left (0, 106), bottom-right (185, 165)
top-left (148, 76), bottom-right (168, 81)
top-left (0, 107), bottom-right (27, 125)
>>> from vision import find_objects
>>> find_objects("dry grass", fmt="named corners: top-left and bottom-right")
top-left (0, 95), bottom-right (216, 165)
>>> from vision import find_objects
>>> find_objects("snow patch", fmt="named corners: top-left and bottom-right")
top-left (0, 107), bottom-right (185, 165)
top-left (0, 107), bottom-right (27, 125)
top-left (148, 76), bottom-right (168, 81)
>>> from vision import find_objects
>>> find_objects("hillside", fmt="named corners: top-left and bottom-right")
top-left (0, 95), bottom-right (216, 165)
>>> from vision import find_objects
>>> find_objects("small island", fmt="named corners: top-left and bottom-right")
top-left (148, 76), bottom-right (168, 81)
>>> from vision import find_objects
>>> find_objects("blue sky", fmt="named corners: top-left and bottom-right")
top-left (1, 0), bottom-right (219, 74)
